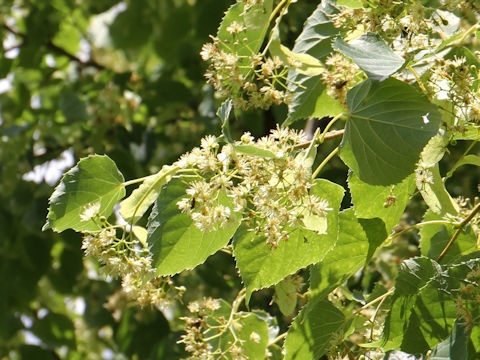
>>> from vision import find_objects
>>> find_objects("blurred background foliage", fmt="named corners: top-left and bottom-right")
top-left (0, 0), bottom-right (478, 359)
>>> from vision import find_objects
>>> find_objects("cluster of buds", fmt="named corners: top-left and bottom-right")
top-left (79, 203), bottom-right (183, 308)
top-left (200, 22), bottom-right (291, 110)
top-left (176, 127), bottom-right (331, 248)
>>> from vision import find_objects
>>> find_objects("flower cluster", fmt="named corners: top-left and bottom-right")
top-left (178, 297), bottom-right (222, 359)
top-left (79, 203), bottom-right (182, 308)
top-left (331, 1), bottom-right (478, 57)
top-left (175, 128), bottom-right (331, 248)
top-left (322, 53), bottom-right (361, 104)
top-left (200, 8), bottom-right (291, 111)
top-left (427, 56), bottom-right (480, 125)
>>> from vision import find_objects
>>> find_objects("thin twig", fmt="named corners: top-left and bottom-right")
top-left (437, 203), bottom-right (480, 262)
top-left (2, 23), bottom-right (106, 70)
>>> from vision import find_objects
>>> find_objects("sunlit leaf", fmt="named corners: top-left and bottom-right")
top-left (233, 179), bottom-right (344, 303)
top-left (43, 155), bottom-right (125, 232)
top-left (120, 165), bottom-right (178, 224)
top-left (147, 179), bottom-right (241, 276)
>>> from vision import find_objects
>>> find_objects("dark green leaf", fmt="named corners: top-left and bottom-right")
top-left (340, 78), bottom-right (441, 185)
top-left (32, 313), bottom-right (76, 348)
top-left (284, 0), bottom-right (345, 126)
top-left (430, 321), bottom-right (470, 360)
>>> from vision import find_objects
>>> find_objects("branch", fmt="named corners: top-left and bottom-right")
top-left (2, 23), bottom-right (106, 70)
top-left (437, 202), bottom-right (480, 263)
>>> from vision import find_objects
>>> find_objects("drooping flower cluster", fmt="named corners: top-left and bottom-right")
top-left (175, 127), bottom-right (331, 248)
top-left (79, 203), bottom-right (183, 309)
top-left (178, 297), bottom-right (222, 359)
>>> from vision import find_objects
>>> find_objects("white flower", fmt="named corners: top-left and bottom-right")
top-left (80, 202), bottom-right (101, 222)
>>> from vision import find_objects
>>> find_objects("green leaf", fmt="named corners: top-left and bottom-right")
top-left (430, 321), bottom-right (470, 360)
top-left (336, 0), bottom-right (363, 8)
top-left (277, 45), bottom-right (326, 76)
top-left (333, 33), bottom-right (405, 81)
top-left (233, 179), bottom-right (344, 303)
top-left (339, 78), bottom-right (441, 185)
top-left (417, 164), bottom-right (459, 216)
top-left (234, 312), bottom-right (270, 359)
top-left (310, 208), bottom-right (385, 298)
top-left (147, 179), bottom-right (241, 276)
top-left (416, 135), bottom-right (459, 216)
top-left (205, 304), bottom-right (270, 359)
top-left (218, 99), bottom-right (233, 143)
top-left (284, 298), bottom-right (345, 359)
top-left (419, 210), bottom-right (477, 265)
top-left (119, 165), bottom-right (178, 224)
top-left (59, 92), bottom-right (87, 122)
top-left (284, 0), bottom-right (345, 126)
top-left (382, 257), bottom-right (462, 353)
top-left (233, 145), bottom-right (277, 158)
top-left (274, 276), bottom-right (299, 316)
top-left (446, 154), bottom-right (480, 178)
top-left (217, 0), bottom-right (273, 75)
top-left (349, 172), bottom-right (415, 234)
top-left (43, 155), bottom-right (126, 232)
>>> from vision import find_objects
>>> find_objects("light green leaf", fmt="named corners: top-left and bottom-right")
top-left (337, 0), bottom-right (363, 8)
top-left (419, 134), bottom-right (448, 168)
top-left (147, 179), bottom-right (241, 276)
top-left (419, 210), bottom-right (477, 265)
top-left (348, 172), bottom-right (415, 233)
top-left (274, 276), bottom-right (299, 316)
top-left (284, 298), bottom-right (345, 359)
top-left (333, 33), bottom-right (405, 81)
top-left (310, 208), bottom-right (383, 298)
top-left (430, 321), bottom-right (470, 360)
top-left (417, 164), bottom-right (459, 216)
top-left (416, 134), bottom-right (459, 216)
top-left (52, 20), bottom-right (82, 56)
top-left (278, 45), bottom-right (325, 76)
top-left (284, 0), bottom-right (345, 126)
top-left (218, 99), bottom-right (233, 143)
top-left (235, 312), bottom-right (270, 359)
top-left (43, 155), bottom-right (125, 232)
top-left (205, 304), bottom-right (270, 360)
top-left (233, 145), bottom-right (277, 158)
top-left (217, 0), bottom-right (273, 76)
top-left (131, 226), bottom-right (148, 248)
top-left (119, 165), bottom-right (178, 224)
top-left (233, 179), bottom-right (344, 303)
top-left (340, 78), bottom-right (441, 185)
